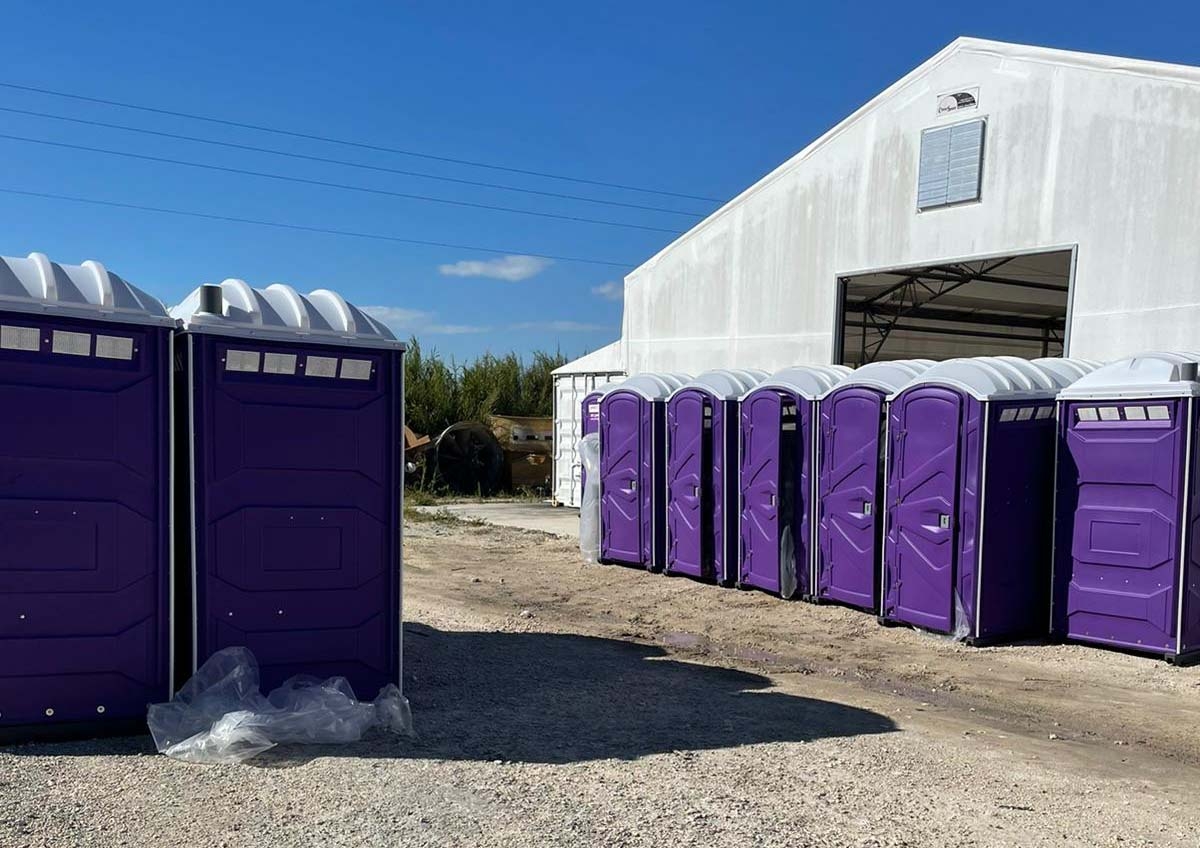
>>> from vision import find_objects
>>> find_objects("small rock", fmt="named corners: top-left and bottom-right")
top-left (470, 577), bottom-right (481, 583)
top-left (1049, 733), bottom-right (1059, 740)
top-left (519, 609), bottom-right (534, 619)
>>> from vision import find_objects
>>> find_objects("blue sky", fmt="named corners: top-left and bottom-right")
top-left (0, 0), bottom-right (1193, 361)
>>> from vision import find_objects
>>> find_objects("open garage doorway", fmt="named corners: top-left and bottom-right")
top-left (835, 248), bottom-right (1074, 366)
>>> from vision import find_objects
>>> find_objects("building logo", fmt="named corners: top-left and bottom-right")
top-left (937, 89), bottom-right (979, 115)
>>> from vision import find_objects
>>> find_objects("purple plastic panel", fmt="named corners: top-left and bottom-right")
top-left (599, 390), bottom-right (646, 566)
top-left (974, 400), bottom-right (1057, 641)
top-left (740, 390), bottom-right (783, 594)
top-left (817, 386), bottom-right (884, 610)
top-left (582, 392), bottom-right (602, 438)
top-left (883, 386), bottom-right (963, 632)
top-left (580, 391), bottom-right (602, 491)
top-left (1054, 398), bottom-right (1186, 654)
top-left (191, 335), bottom-right (402, 695)
top-left (666, 390), bottom-right (710, 579)
top-left (0, 313), bottom-right (171, 733)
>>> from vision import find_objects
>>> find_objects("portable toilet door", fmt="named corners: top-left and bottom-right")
top-left (174, 280), bottom-right (405, 696)
top-left (815, 360), bottom-right (933, 612)
top-left (1052, 352), bottom-right (1200, 662)
top-left (881, 356), bottom-right (1097, 642)
top-left (599, 373), bottom-right (688, 569)
top-left (665, 369), bottom-right (767, 585)
top-left (738, 365), bottom-right (851, 598)
top-left (580, 381), bottom-right (621, 495)
top-left (0, 253), bottom-right (175, 739)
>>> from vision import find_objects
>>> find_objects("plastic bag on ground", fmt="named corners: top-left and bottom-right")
top-left (147, 647), bottom-right (413, 764)
top-left (579, 432), bottom-right (601, 564)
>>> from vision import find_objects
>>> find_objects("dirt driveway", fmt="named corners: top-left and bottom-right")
top-left (3, 513), bottom-right (1199, 847)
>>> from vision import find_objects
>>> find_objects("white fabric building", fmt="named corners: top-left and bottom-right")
top-left (553, 37), bottom-right (1200, 503)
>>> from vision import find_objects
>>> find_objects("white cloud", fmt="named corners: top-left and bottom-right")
top-left (510, 320), bottom-right (609, 333)
top-left (438, 254), bottom-right (553, 282)
top-left (427, 323), bottom-right (492, 335)
top-left (361, 306), bottom-right (491, 336)
top-left (590, 281), bottom-right (623, 301)
top-left (360, 306), bottom-right (432, 329)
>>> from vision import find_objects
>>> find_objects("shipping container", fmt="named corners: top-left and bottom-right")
top-left (552, 342), bottom-right (623, 508)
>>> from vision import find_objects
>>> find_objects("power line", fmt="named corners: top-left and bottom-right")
top-left (0, 131), bottom-right (680, 234)
top-left (0, 105), bottom-right (705, 218)
top-left (0, 185), bottom-right (634, 268)
top-left (0, 80), bottom-right (725, 204)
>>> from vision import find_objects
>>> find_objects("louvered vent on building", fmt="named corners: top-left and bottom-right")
top-left (917, 119), bottom-right (985, 210)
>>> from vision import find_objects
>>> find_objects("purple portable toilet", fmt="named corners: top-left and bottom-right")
top-left (881, 356), bottom-right (1097, 642)
top-left (738, 365), bottom-right (851, 598)
top-left (174, 279), bottom-right (405, 695)
top-left (815, 360), bottom-right (934, 612)
top-left (666, 369), bottom-right (768, 585)
top-left (0, 253), bottom-right (174, 739)
top-left (1052, 352), bottom-right (1200, 663)
top-left (599, 372), bottom-right (689, 569)
top-left (580, 380), bottom-right (621, 494)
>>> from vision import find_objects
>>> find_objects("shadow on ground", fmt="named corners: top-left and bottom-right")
top-left (388, 623), bottom-right (896, 764)
top-left (2, 624), bottom-right (896, 765)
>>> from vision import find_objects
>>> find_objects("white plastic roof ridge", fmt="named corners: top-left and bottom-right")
top-left (1032, 357), bottom-right (1102, 385)
top-left (1059, 351), bottom-right (1200, 400)
top-left (887, 356), bottom-right (1087, 401)
top-left (0, 252), bottom-right (173, 327)
top-left (817, 359), bottom-right (935, 398)
top-left (583, 379), bottom-right (624, 400)
top-left (671, 368), bottom-right (769, 401)
top-left (172, 279), bottom-right (404, 349)
top-left (744, 364), bottom-right (852, 401)
top-left (606, 372), bottom-right (690, 401)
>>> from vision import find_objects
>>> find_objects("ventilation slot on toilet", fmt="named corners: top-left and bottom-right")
top-left (0, 325), bottom-right (40, 351)
top-left (306, 355), bottom-right (338, 378)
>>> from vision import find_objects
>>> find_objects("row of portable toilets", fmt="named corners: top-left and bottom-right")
top-left (591, 353), bottom-right (1200, 664)
top-left (0, 253), bottom-right (404, 740)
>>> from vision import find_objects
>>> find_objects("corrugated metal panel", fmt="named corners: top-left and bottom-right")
top-left (552, 370), bottom-right (624, 507)
top-left (918, 119), bottom-right (984, 209)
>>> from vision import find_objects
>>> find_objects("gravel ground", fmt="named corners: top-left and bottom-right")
top-left (3, 513), bottom-right (1199, 847)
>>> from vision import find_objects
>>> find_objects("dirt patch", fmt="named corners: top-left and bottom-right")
top-left (2, 517), bottom-right (1197, 847)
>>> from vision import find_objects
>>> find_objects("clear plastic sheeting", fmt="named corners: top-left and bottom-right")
top-left (951, 591), bottom-right (972, 642)
top-left (147, 647), bottom-right (413, 764)
top-left (911, 592), bottom-right (972, 643)
top-left (579, 433), bottom-right (601, 564)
